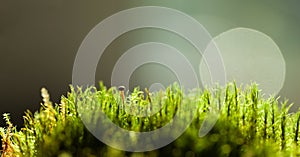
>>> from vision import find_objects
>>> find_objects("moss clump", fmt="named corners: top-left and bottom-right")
top-left (1, 82), bottom-right (300, 157)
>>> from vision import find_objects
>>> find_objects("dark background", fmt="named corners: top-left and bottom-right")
top-left (1, 0), bottom-right (300, 127)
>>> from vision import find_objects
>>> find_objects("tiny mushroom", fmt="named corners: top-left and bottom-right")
top-left (118, 86), bottom-right (125, 104)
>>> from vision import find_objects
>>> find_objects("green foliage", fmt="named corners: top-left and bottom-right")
top-left (1, 82), bottom-right (300, 157)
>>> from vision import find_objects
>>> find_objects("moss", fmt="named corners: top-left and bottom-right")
top-left (1, 82), bottom-right (299, 157)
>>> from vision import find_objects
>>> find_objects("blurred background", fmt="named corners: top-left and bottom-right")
top-left (1, 0), bottom-right (300, 127)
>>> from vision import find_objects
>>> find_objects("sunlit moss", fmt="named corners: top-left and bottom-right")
top-left (1, 82), bottom-right (299, 157)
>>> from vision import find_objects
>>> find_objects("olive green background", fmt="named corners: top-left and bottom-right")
top-left (1, 0), bottom-right (299, 127)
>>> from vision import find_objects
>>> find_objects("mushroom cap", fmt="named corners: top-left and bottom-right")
top-left (118, 86), bottom-right (125, 91)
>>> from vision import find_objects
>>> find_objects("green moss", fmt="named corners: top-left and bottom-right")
top-left (1, 82), bottom-right (300, 157)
